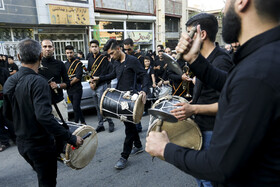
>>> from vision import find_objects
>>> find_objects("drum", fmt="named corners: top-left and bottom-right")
top-left (59, 121), bottom-right (98, 170)
top-left (148, 95), bottom-right (202, 160)
top-left (100, 88), bottom-right (144, 124)
top-left (154, 85), bottom-right (172, 99)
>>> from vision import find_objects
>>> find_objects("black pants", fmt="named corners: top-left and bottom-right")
top-left (0, 107), bottom-right (15, 145)
top-left (17, 140), bottom-right (57, 187)
top-left (121, 121), bottom-right (142, 159)
top-left (68, 90), bottom-right (85, 123)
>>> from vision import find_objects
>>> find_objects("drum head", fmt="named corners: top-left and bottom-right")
top-left (65, 125), bottom-right (98, 169)
top-left (148, 118), bottom-right (202, 160)
top-left (133, 94), bottom-right (144, 124)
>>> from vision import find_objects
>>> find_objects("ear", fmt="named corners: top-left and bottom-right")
top-left (236, 0), bottom-right (250, 12)
top-left (201, 30), bottom-right (207, 41)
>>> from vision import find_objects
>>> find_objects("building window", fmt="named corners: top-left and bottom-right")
top-left (165, 16), bottom-right (179, 32)
top-left (0, 28), bottom-right (12, 41)
top-left (127, 22), bottom-right (151, 30)
top-left (97, 21), bottom-right (123, 30)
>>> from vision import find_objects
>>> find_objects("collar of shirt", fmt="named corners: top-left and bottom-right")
top-left (42, 56), bottom-right (55, 64)
top-left (233, 25), bottom-right (280, 65)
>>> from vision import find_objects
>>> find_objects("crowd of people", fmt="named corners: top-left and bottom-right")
top-left (0, 0), bottom-right (280, 186)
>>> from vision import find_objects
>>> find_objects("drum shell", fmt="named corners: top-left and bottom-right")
top-left (100, 88), bottom-right (144, 124)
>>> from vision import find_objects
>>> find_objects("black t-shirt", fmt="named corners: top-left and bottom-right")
top-left (8, 63), bottom-right (19, 73)
top-left (65, 58), bottom-right (83, 94)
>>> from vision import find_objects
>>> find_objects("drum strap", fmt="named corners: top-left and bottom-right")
top-left (53, 102), bottom-right (69, 129)
top-left (67, 59), bottom-right (81, 76)
top-left (90, 56), bottom-right (106, 77)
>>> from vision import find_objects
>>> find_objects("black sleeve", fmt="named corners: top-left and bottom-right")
top-left (189, 54), bottom-right (228, 92)
top-left (33, 79), bottom-right (76, 145)
top-left (99, 64), bottom-right (117, 82)
top-left (12, 64), bottom-right (19, 71)
top-left (167, 69), bottom-right (182, 82)
top-left (164, 78), bottom-right (276, 183)
top-left (60, 61), bottom-right (70, 88)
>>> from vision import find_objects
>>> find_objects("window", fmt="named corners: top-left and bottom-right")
top-left (127, 22), bottom-right (151, 30)
top-left (97, 21), bottom-right (123, 30)
top-left (165, 17), bottom-right (179, 32)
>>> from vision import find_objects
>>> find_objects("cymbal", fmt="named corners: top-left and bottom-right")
top-left (148, 108), bottom-right (178, 123)
top-left (162, 53), bottom-right (183, 76)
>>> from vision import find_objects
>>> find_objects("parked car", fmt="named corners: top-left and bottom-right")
top-left (63, 60), bottom-right (96, 113)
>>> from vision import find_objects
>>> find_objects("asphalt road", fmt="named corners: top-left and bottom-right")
top-left (0, 109), bottom-right (197, 187)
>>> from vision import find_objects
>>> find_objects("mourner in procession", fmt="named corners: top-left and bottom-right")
top-left (3, 39), bottom-right (83, 186)
top-left (92, 39), bottom-right (149, 170)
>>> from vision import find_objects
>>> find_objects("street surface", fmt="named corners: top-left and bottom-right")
top-left (0, 109), bottom-right (197, 187)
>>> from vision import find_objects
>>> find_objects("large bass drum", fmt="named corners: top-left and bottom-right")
top-left (100, 88), bottom-right (144, 124)
top-left (148, 95), bottom-right (202, 160)
top-left (58, 121), bottom-right (98, 170)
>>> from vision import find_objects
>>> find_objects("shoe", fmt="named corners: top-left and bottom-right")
top-left (130, 146), bottom-right (144, 155)
top-left (108, 123), bottom-right (114, 133)
top-left (114, 157), bottom-right (127, 170)
top-left (96, 126), bottom-right (105, 133)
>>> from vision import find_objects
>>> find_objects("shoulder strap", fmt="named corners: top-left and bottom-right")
top-left (91, 56), bottom-right (106, 76)
top-left (67, 59), bottom-right (81, 75)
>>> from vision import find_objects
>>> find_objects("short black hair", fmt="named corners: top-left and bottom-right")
top-left (65, 45), bottom-right (74, 51)
top-left (103, 39), bottom-right (120, 52)
top-left (18, 39), bottom-right (42, 64)
top-left (41, 39), bottom-right (53, 46)
top-left (186, 13), bottom-right (218, 42)
top-left (144, 56), bottom-right (151, 61)
top-left (123, 38), bottom-right (134, 46)
top-left (157, 45), bottom-right (164, 50)
top-left (8, 56), bottom-right (14, 60)
top-left (254, 0), bottom-right (280, 22)
top-left (90, 40), bottom-right (99, 46)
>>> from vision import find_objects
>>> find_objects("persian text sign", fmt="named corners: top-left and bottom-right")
top-left (49, 5), bottom-right (89, 25)
top-left (127, 31), bottom-right (152, 44)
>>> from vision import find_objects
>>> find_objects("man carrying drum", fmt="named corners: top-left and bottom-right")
top-left (92, 39), bottom-right (149, 170)
top-left (3, 39), bottom-right (83, 186)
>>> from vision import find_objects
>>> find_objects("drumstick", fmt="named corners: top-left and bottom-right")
top-left (71, 132), bottom-right (92, 150)
top-left (175, 26), bottom-right (197, 60)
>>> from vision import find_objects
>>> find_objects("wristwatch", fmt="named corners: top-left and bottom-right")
top-left (57, 84), bottom-right (61, 89)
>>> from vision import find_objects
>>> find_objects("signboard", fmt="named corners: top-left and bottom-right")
top-left (49, 5), bottom-right (90, 25)
top-left (0, 0), bottom-right (5, 10)
top-left (127, 31), bottom-right (152, 44)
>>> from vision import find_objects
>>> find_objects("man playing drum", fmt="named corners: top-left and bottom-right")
top-left (146, 0), bottom-right (280, 186)
top-left (92, 39), bottom-right (149, 170)
top-left (3, 39), bottom-right (83, 186)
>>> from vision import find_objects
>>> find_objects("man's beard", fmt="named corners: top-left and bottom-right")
top-left (222, 1), bottom-right (241, 44)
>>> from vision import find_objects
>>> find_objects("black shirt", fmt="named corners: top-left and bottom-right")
top-left (99, 54), bottom-right (149, 94)
top-left (192, 46), bottom-right (232, 131)
top-left (145, 66), bottom-right (155, 87)
top-left (154, 58), bottom-right (167, 82)
top-left (39, 57), bottom-right (70, 104)
top-left (65, 57), bottom-right (83, 94)
top-left (8, 63), bottom-right (19, 73)
top-left (0, 67), bottom-right (10, 100)
top-left (3, 67), bottom-right (76, 147)
top-left (87, 52), bottom-right (112, 85)
top-left (164, 26), bottom-right (280, 186)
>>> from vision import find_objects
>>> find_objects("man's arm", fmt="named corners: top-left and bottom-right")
top-left (148, 78), bottom-right (276, 183)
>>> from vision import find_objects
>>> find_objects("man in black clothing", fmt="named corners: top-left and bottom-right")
top-left (3, 39), bottom-right (83, 186)
top-left (39, 39), bottom-right (70, 121)
top-left (146, 0), bottom-right (280, 186)
top-left (154, 49), bottom-right (167, 84)
top-left (87, 40), bottom-right (115, 133)
top-left (65, 45), bottom-right (86, 124)
top-left (92, 39), bottom-right (148, 170)
top-left (123, 38), bottom-right (144, 132)
top-left (7, 56), bottom-right (18, 75)
top-left (0, 67), bottom-right (15, 152)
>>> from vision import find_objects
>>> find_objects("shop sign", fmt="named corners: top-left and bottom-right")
top-left (49, 5), bottom-right (90, 25)
top-left (127, 31), bottom-right (152, 44)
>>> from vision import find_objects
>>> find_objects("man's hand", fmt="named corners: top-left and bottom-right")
top-left (89, 81), bottom-right (97, 90)
top-left (75, 136), bottom-right (84, 148)
top-left (92, 76), bottom-right (99, 81)
top-left (152, 83), bottom-right (156, 88)
top-left (175, 25), bottom-right (202, 64)
top-left (171, 102), bottom-right (196, 121)
top-left (139, 91), bottom-right (146, 104)
top-left (145, 131), bottom-right (170, 157)
top-left (157, 81), bottom-right (163, 87)
top-left (181, 74), bottom-right (193, 82)
top-left (49, 81), bottom-right (58, 90)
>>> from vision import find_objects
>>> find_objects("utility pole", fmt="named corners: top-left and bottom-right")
top-left (156, 0), bottom-right (166, 48)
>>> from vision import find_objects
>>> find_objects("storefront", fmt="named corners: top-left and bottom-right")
top-left (91, 14), bottom-right (156, 52)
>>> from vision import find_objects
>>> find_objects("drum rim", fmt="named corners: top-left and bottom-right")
top-left (133, 93), bottom-right (144, 124)
top-left (100, 88), bottom-right (111, 117)
top-left (65, 125), bottom-right (98, 169)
